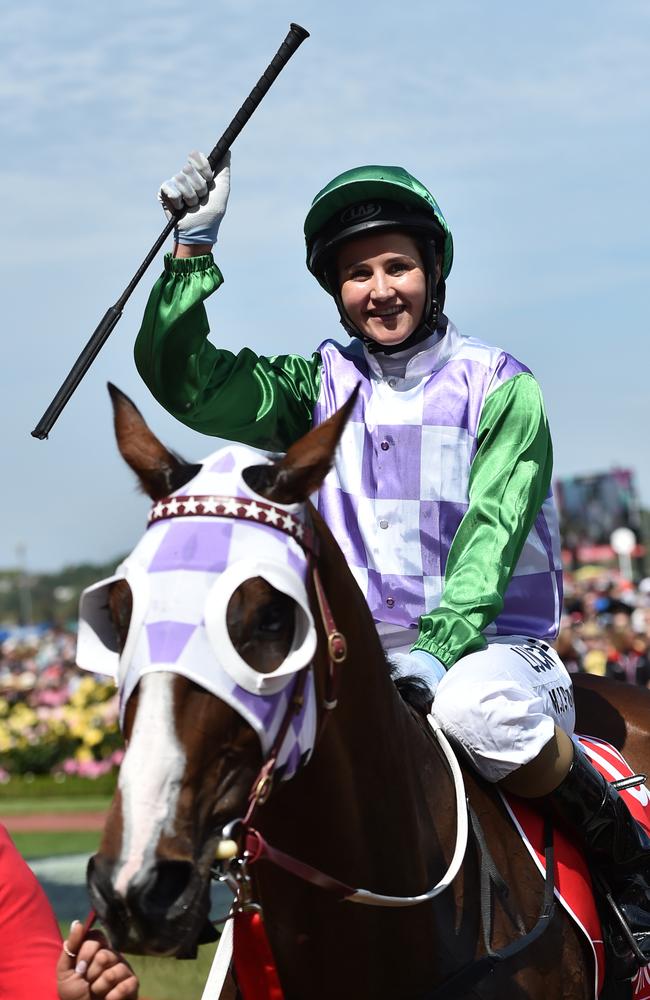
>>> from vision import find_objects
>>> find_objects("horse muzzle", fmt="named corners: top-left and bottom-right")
top-left (86, 852), bottom-right (214, 956)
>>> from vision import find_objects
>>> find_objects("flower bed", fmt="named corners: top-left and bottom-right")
top-left (0, 674), bottom-right (123, 782)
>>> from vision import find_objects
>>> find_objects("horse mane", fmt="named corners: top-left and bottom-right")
top-left (388, 661), bottom-right (433, 716)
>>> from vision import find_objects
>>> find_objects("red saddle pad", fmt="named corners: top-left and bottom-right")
top-left (503, 735), bottom-right (650, 999)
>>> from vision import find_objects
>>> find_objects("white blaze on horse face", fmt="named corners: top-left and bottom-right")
top-left (114, 673), bottom-right (185, 898)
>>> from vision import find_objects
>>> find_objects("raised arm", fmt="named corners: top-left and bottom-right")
top-left (134, 152), bottom-right (322, 450)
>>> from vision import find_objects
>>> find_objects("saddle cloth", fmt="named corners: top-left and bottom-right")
top-left (503, 735), bottom-right (650, 1000)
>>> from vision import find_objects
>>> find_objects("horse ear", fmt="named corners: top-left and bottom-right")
top-left (108, 383), bottom-right (201, 500)
top-left (251, 385), bottom-right (360, 505)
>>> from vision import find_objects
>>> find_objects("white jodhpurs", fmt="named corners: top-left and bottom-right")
top-left (431, 635), bottom-right (575, 783)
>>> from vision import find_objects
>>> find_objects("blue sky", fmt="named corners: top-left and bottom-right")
top-left (2, 0), bottom-right (649, 571)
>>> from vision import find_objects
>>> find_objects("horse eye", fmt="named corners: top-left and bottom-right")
top-left (256, 597), bottom-right (293, 636)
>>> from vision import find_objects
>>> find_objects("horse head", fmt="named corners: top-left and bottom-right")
top-left (82, 384), bottom-right (357, 957)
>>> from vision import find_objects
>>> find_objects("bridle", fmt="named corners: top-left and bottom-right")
top-left (86, 489), bottom-right (555, 998)
top-left (149, 493), bottom-right (348, 810)
top-left (147, 492), bottom-right (469, 906)
top-left (179, 489), bottom-right (554, 1000)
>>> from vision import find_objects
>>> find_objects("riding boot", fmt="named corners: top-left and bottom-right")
top-left (546, 745), bottom-right (650, 979)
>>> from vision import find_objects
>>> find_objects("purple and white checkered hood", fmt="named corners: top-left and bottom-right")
top-left (76, 444), bottom-right (318, 782)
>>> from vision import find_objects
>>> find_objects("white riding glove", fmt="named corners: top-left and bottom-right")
top-left (158, 150), bottom-right (231, 246)
top-left (390, 649), bottom-right (447, 698)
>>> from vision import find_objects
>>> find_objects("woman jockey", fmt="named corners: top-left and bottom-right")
top-left (134, 151), bottom-right (650, 972)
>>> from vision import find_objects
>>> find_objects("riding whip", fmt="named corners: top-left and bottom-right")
top-left (32, 22), bottom-right (310, 440)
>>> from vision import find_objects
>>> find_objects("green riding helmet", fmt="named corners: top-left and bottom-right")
top-left (304, 165), bottom-right (453, 351)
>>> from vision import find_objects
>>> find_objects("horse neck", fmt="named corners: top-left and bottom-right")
top-left (264, 514), bottom-right (455, 883)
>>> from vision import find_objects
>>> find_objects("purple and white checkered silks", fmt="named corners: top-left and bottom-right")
top-left (76, 444), bottom-right (318, 782)
top-left (312, 320), bottom-right (563, 645)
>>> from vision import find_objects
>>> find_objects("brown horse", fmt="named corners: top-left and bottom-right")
top-left (85, 385), bottom-right (650, 999)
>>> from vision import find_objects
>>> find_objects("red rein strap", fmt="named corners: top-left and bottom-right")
top-left (230, 559), bottom-right (351, 1000)
top-left (311, 562), bottom-right (347, 713)
top-left (233, 911), bottom-right (284, 1000)
top-left (244, 828), bottom-right (355, 900)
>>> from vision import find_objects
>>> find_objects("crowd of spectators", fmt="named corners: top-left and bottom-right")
top-left (2, 572), bottom-right (650, 736)
top-left (557, 572), bottom-right (650, 684)
top-left (0, 625), bottom-right (80, 708)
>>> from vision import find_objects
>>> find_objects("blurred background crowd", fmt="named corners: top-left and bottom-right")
top-left (2, 457), bottom-right (650, 783)
top-left (2, 569), bottom-right (650, 782)
top-left (558, 572), bottom-right (650, 683)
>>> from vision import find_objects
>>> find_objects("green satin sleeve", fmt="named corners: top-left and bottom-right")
top-left (134, 253), bottom-right (321, 450)
top-left (413, 372), bottom-right (553, 667)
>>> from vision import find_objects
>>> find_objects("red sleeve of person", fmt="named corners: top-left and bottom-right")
top-left (0, 822), bottom-right (61, 999)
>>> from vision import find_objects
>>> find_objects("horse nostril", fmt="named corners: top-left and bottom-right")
top-left (134, 860), bottom-right (195, 916)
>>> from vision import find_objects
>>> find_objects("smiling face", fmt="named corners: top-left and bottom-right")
top-left (337, 231), bottom-right (430, 347)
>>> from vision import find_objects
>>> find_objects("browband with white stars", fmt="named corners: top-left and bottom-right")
top-left (148, 495), bottom-right (315, 553)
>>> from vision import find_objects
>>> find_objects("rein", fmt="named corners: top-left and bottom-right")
top-left (155, 493), bottom-right (469, 902)
top-left (236, 717), bottom-right (469, 907)
top-left (419, 814), bottom-right (556, 1000)
top-left (162, 492), bottom-right (469, 902)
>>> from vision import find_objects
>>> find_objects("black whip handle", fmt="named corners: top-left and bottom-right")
top-left (207, 23), bottom-right (309, 171)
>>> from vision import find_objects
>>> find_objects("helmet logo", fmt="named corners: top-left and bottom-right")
top-left (340, 203), bottom-right (382, 225)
